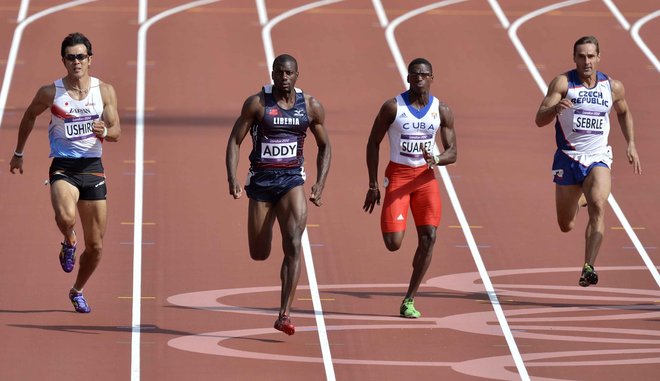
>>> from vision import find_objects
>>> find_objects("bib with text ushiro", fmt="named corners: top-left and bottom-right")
top-left (64, 115), bottom-right (99, 141)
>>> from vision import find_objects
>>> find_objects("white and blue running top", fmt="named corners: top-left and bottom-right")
top-left (555, 70), bottom-right (613, 167)
top-left (388, 91), bottom-right (441, 168)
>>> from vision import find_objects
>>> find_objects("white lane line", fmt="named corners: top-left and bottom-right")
top-left (602, 0), bottom-right (630, 30)
top-left (507, 0), bottom-right (589, 99)
top-left (260, 2), bottom-right (342, 380)
top-left (255, 0), bottom-right (268, 25)
top-left (261, 0), bottom-right (343, 81)
top-left (133, 1), bottom-right (221, 380)
top-left (0, 0), bottom-right (97, 128)
top-left (630, 10), bottom-right (660, 72)
top-left (17, 0), bottom-right (30, 23)
top-left (506, 0), bottom-right (660, 288)
top-left (487, 0), bottom-right (510, 29)
top-left (383, 1), bottom-right (530, 380)
top-left (370, 0), bottom-right (389, 27)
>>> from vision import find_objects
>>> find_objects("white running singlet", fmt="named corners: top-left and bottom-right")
top-left (555, 70), bottom-right (613, 167)
top-left (387, 91), bottom-right (441, 167)
top-left (48, 77), bottom-right (105, 158)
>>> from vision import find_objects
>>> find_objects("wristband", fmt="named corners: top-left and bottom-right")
top-left (101, 127), bottom-right (108, 138)
top-left (13, 151), bottom-right (23, 158)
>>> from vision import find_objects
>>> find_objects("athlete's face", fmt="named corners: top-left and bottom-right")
top-left (573, 43), bottom-right (600, 79)
top-left (271, 60), bottom-right (298, 93)
top-left (407, 63), bottom-right (433, 92)
top-left (62, 44), bottom-right (92, 79)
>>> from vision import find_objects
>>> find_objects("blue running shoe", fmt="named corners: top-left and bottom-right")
top-left (59, 241), bottom-right (76, 273)
top-left (69, 289), bottom-right (91, 313)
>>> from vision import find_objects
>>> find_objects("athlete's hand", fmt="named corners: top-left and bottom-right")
top-left (309, 183), bottom-right (323, 207)
top-left (92, 119), bottom-right (108, 139)
top-left (228, 178), bottom-right (242, 199)
top-left (9, 155), bottom-right (24, 174)
top-left (554, 98), bottom-right (572, 115)
top-left (423, 150), bottom-right (440, 167)
top-left (362, 187), bottom-right (380, 214)
top-left (627, 142), bottom-right (642, 174)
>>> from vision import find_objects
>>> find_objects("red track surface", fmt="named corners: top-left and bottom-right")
top-left (1, 1), bottom-right (658, 380)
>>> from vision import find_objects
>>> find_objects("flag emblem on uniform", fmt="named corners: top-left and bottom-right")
top-left (268, 108), bottom-right (279, 116)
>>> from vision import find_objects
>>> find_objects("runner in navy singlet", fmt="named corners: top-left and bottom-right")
top-left (535, 36), bottom-right (641, 287)
top-left (9, 33), bottom-right (121, 313)
top-left (226, 54), bottom-right (331, 335)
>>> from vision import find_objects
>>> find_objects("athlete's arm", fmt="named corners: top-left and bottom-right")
top-left (610, 78), bottom-right (641, 174)
top-left (9, 84), bottom-right (53, 174)
top-left (307, 95), bottom-right (331, 207)
top-left (99, 82), bottom-right (121, 142)
top-left (363, 98), bottom-right (396, 214)
top-left (432, 102), bottom-right (457, 166)
top-left (535, 74), bottom-right (570, 127)
top-left (226, 93), bottom-right (261, 199)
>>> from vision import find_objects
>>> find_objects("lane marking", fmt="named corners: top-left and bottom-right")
top-left (133, 1), bottom-right (222, 380)
top-left (602, 0), bottom-right (630, 30)
top-left (121, 222), bottom-right (157, 225)
top-left (630, 10), bottom-right (660, 72)
top-left (260, 2), bottom-right (343, 380)
top-left (379, 1), bottom-right (530, 379)
top-left (118, 296), bottom-right (156, 299)
top-left (0, 0), bottom-right (98, 128)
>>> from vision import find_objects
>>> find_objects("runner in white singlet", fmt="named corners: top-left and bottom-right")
top-left (9, 33), bottom-right (121, 313)
top-left (535, 36), bottom-right (641, 287)
top-left (364, 58), bottom-right (457, 319)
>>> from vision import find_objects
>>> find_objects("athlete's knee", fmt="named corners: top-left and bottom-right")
top-left (558, 219), bottom-right (575, 233)
top-left (383, 234), bottom-right (403, 252)
top-left (418, 229), bottom-right (436, 249)
top-left (83, 240), bottom-right (103, 259)
top-left (249, 241), bottom-right (271, 261)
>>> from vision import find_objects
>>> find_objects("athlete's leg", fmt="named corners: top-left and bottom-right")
top-left (582, 166), bottom-right (611, 265)
top-left (404, 225), bottom-right (436, 299)
top-left (247, 199), bottom-right (277, 260)
top-left (50, 180), bottom-right (79, 245)
top-left (555, 184), bottom-right (583, 232)
top-left (74, 199), bottom-right (107, 290)
top-left (275, 186), bottom-right (307, 317)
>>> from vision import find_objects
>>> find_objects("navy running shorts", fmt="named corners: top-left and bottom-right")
top-left (245, 167), bottom-right (306, 203)
top-left (552, 150), bottom-right (608, 186)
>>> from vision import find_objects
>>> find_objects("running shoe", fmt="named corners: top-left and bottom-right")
top-left (69, 289), bottom-right (91, 313)
top-left (59, 241), bottom-right (77, 273)
top-left (579, 263), bottom-right (599, 287)
top-left (400, 298), bottom-right (421, 318)
top-left (274, 314), bottom-right (295, 335)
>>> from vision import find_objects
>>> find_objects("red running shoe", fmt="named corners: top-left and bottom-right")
top-left (274, 314), bottom-right (295, 335)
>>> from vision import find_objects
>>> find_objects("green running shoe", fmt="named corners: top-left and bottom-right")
top-left (400, 298), bottom-right (421, 318)
top-left (579, 263), bottom-right (599, 287)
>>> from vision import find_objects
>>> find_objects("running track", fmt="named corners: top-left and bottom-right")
top-left (0, 1), bottom-right (658, 380)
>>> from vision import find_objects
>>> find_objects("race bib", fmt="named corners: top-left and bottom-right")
top-left (572, 109), bottom-right (605, 135)
top-left (400, 134), bottom-right (433, 158)
top-left (261, 138), bottom-right (298, 162)
top-left (64, 115), bottom-right (98, 141)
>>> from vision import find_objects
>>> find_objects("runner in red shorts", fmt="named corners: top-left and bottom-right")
top-left (363, 58), bottom-right (457, 318)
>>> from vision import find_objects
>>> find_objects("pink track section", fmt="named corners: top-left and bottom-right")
top-left (0, 1), bottom-right (658, 380)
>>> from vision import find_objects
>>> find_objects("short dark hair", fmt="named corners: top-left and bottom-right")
top-left (61, 32), bottom-right (93, 57)
top-left (408, 57), bottom-right (432, 73)
top-left (273, 54), bottom-right (298, 71)
top-left (573, 35), bottom-right (599, 56)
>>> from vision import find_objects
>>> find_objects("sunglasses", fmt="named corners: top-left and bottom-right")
top-left (64, 54), bottom-right (89, 62)
top-left (409, 72), bottom-right (432, 78)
